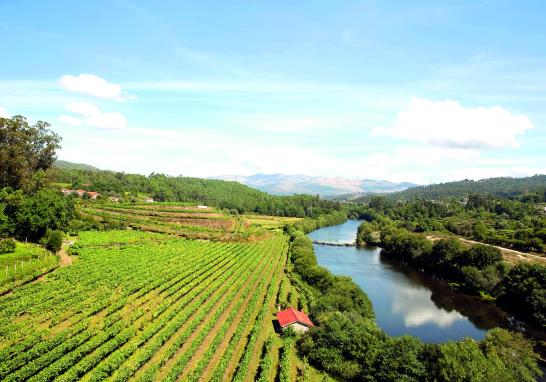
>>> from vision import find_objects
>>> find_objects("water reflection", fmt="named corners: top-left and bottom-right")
top-left (378, 253), bottom-right (514, 331)
top-left (311, 220), bottom-right (502, 342)
top-left (391, 288), bottom-right (465, 328)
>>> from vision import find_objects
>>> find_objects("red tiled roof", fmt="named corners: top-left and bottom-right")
top-left (277, 307), bottom-right (314, 328)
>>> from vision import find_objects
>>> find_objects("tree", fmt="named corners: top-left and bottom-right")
top-left (436, 339), bottom-right (490, 382)
top-left (0, 204), bottom-right (9, 237)
top-left (482, 328), bottom-right (542, 382)
top-left (465, 244), bottom-right (502, 270)
top-left (0, 238), bottom-right (16, 253)
top-left (372, 336), bottom-right (426, 381)
top-left (429, 238), bottom-right (465, 275)
top-left (472, 221), bottom-right (488, 241)
top-left (0, 116), bottom-right (61, 190)
top-left (498, 263), bottom-right (546, 326)
top-left (41, 230), bottom-right (63, 252)
top-left (14, 189), bottom-right (74, 241)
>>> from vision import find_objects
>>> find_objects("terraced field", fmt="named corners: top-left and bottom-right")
top-left (0, 230), bottom-right (288, 381)
top-left (81, 204), bottom-right (265, 241)
top-left (81, 204), bottom-right (234, 238)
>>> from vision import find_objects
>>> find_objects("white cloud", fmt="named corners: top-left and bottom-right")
top-left (375, 97), bottom-right (534, 149)
top-left (59, 101), bottom-right (127, 130)
top-left (59, 74), bottom-right (133, 101)
top-left (391, 288), bottom-right (465, 328)
top-left (0, 106), bottom-right (10, 118)
top-left (58, 115), bottom-right (82, 126)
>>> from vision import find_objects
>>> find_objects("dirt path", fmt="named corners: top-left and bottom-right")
top-left (459, 238), bottom-right (546, 265)
top-left (58, 241), bottom-right (74, 266)
top-left (426, 235), bottom-right (546, 265)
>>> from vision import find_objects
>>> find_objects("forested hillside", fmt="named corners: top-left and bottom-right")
top-left (54, 160), bottom-right (100, 171)
top-left (356, 175), bottom-right (546, 201)
top-left (55, 169), bottom-right (343, 217)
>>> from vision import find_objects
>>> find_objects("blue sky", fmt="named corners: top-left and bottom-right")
top-left (1, 0), bottom-right (545, 183)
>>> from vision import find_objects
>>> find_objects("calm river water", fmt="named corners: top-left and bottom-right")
top-left (308, 220), bottom-right (515, 343)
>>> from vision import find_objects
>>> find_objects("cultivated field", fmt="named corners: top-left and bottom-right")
top-left (81, 203), bottom-right (256, 241)
top-left (0, 230), bottom-right (289, 381)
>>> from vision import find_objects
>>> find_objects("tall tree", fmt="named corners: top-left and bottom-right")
top-left (0, 116), bottom-right (61, 190)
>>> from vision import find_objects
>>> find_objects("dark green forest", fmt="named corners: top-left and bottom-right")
top-left (354, 175), bottom-right (546, 201)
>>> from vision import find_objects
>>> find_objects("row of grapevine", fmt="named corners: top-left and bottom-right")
top-left (229, 242), bottom-right (286, 381)
top-left (0, 224), bottom-right (288, 381)
top-left (161, 240), bottom-right (277, 381)
top-left (3, 238), bottom-right (241, 381)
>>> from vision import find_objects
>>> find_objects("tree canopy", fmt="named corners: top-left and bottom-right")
top-left (0, 116), bottom-right (61, 191)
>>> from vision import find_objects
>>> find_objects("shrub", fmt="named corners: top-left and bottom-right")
top-left (42, 230), bottom-right (63, 252)
top-left (0, 238), bottom-right (16, 253)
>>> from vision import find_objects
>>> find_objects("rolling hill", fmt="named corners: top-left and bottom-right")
top-left (54, 160), bottom-right (100, 171)
top-left (356, 175), bottom-right (546, 201)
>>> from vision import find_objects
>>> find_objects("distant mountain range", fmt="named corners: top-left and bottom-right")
top-left (211, 174), bottom-right (417, 196)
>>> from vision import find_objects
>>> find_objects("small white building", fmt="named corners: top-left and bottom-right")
top-left (277, 307), bottom-right (314, 333)
top-left (145, 197), bottom-right (154, 203)
top-left (197, 205), bottom-right (208, 209)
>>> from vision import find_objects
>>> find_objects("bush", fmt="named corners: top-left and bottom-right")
top-left (0, 238), bottom-right (16, 253)
top-left (41, 230), bottom-right (63, 252)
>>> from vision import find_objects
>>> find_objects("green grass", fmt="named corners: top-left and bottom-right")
top-left (0, 242), bottom-right (58, 293)
top-left (0, 242), bottom-right (50, 266)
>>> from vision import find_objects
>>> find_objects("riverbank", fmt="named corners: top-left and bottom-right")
top-left (286, 220), bottom-right (543, 381)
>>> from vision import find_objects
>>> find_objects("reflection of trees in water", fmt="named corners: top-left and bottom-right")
top-left (377, 251), bottom-right (528, 333)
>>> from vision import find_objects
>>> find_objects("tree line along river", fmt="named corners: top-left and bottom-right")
top-left (307, 220), bottom-right (544, 344)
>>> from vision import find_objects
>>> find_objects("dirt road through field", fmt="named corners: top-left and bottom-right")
top-left (58, 241), bottom-right (73, 266)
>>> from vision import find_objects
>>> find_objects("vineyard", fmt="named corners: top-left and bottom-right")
top-left (80, 203), bottom-right (263, 241)
top-left (0, 229), bottom-right (298, 381)
top-left (80, 203), bottom-right (304, 243)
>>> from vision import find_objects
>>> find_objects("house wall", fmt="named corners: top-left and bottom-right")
top-left (285, 322), bottom-right (309, 333)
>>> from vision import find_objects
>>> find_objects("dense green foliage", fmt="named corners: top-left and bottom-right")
top-left (368, 175), bottom-right (546, 201)
top-left (353, 194), bottom-right (546, 253)
top-left (0, 188), bottom-right (74, 242)
top-left (40, 230), bottom-right (63, 252)
top-left (0, 116), bottom-right (61, 191)
top-left (293, 211), bottom-right (348, 233)
top-left (498, 263), bottom-right (546, 327)
top-left (0, 238), bottom-right (16, 253)
top-left (0, 115), bottom-right (73, 249)
top-left (381, 230), bottom-right (507, 293)
top-left (286, 225), bottom-right (542, 381)
top-left (54, 169), bottom-right (343, 218)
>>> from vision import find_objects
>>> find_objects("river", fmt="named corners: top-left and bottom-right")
top-left (308, 220), bottom-right (516, 343)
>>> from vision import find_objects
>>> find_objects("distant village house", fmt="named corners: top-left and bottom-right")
top-left (145, 197), bottom-right (154, 203)
top-left (277, 307), bottom-right (314, 333)
top-left (61, 189), bottom-right (100, 200)
top-left (197, 205), bottom-right (208, 209)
